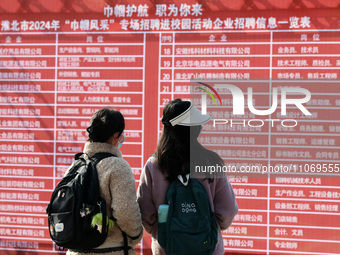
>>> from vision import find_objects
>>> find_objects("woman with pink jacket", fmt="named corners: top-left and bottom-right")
top-left (137, 99), bottom-right (238, 255)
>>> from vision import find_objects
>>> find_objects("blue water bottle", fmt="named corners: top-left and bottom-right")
top-left (158, 204), bottom-right (169, 223)
top-left (158, 204), bottom-right (168, 247)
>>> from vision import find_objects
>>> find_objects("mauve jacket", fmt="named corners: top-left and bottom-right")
top-left (137, 156), bottom-right (238, 255)
top-left (66, 142), bottom-right (143, 255)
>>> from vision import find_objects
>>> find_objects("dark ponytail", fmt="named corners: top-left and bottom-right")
top-left (87, 108), bottom-right (125, 143)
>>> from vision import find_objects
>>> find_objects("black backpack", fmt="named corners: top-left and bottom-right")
top-left (158, 175), bottom-right (218, 255)
top-left (46, 152), bottom-right (115, 250)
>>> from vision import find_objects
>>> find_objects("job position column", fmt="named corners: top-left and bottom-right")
top-left (269, 31), bottom-right (340, 254)
top-left (55, 33), bottom-right (145, 187)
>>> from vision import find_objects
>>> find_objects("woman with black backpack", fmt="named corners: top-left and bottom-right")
top-left (66, 108), bottom-right (143, 255)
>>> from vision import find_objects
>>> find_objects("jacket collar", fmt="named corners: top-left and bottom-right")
top-left (83, 142), bottom-right (122, 158)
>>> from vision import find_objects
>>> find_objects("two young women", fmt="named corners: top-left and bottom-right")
top-left (69, 99), bottom-right (238, 255)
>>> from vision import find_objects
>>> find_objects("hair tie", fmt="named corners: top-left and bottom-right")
top-left (86, 126), bottom-right (94, 134)
top-left (161, 117), bottom-right (171, 127)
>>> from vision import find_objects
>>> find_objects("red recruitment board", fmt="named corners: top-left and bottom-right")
top-left (0, 0), bottom-right (340, 254)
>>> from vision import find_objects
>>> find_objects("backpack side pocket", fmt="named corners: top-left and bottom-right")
top-left (157, 222), bottom-right (167, 248)
top-left (49, 211), bottom-right (75, 242)
top-left (48, 186), bottom-right (75, 243)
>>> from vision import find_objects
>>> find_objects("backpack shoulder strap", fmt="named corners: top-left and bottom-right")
top-left (90, 152), bottom-right (116, 166)
top-left (190, 178), bottom-right (214, 212)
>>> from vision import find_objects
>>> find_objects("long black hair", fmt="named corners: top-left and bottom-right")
top-left (87, 108), bottom-right (125, 143)
top-left (156, 99), bottom-right (224, 182)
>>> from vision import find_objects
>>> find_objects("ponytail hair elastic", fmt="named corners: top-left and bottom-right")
top-left (161, 117), bottom-right (171, 127)
top-left (86, 125), bottom-right (94, 134)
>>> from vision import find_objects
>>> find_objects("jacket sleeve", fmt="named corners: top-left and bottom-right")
top-left (213, 177), bottom-right (238, 230)
top-left (109, 158), bottom-right (143, 245)
top-left (137, 160), bottom-right (158, 234)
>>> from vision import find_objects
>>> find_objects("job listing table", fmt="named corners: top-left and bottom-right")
top-left (0, 5), bottom-right (340, 255)
top-left (157, 30), bottom-right (340, 254)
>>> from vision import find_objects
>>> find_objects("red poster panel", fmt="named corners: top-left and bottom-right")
top-left (0, 1), bottom-right (339, 255)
